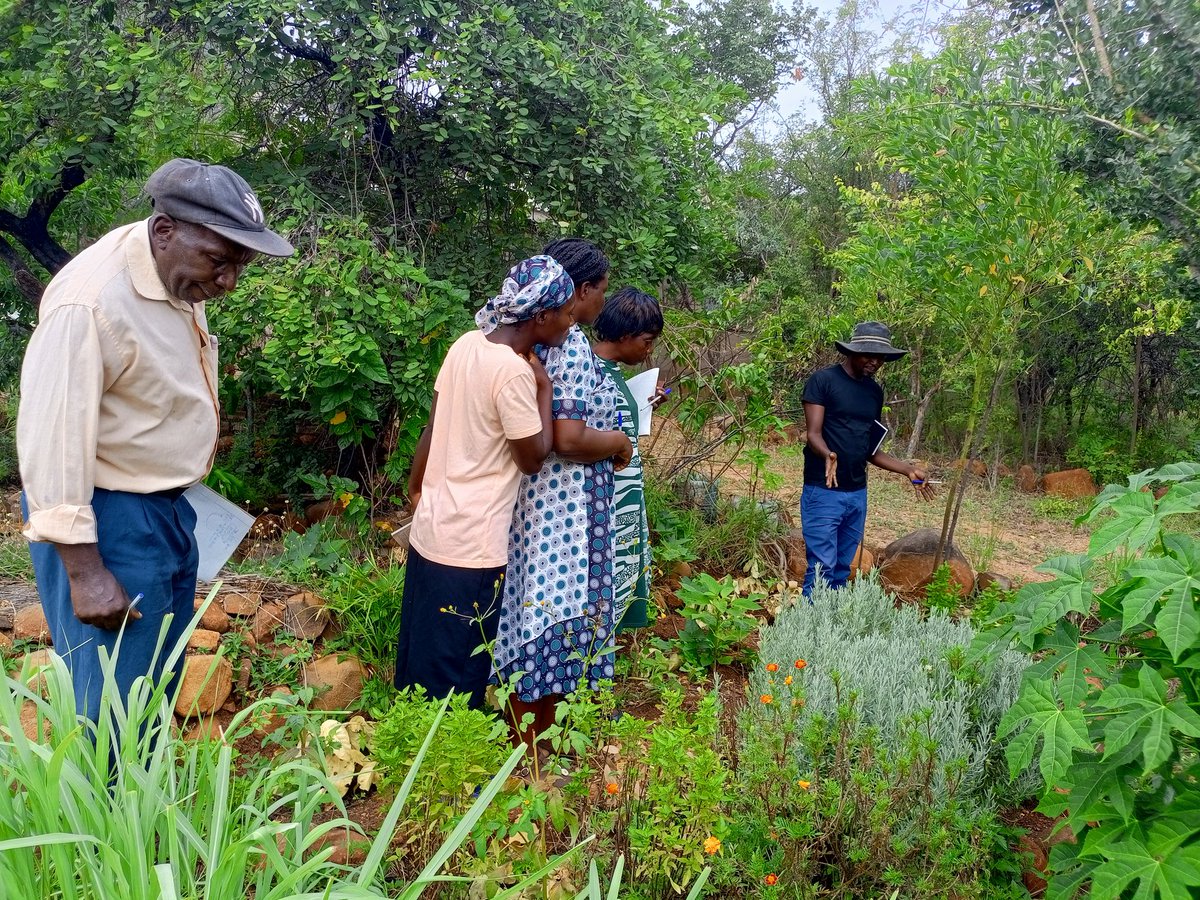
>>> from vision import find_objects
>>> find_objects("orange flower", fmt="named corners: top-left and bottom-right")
top-left (797, 779), bottom-right (811, 790)
top-left (766, 662), bottom-right (779, 672)
top-left (794, 659), bottom-right (807, 670)
top-left (760, 694), bottom-right (773, 704)
top-left (764, 873), bottom-right (779, 886)
top-left (784, 675), bottom-right (793, 686)
top-left (605, 782), bottom-right (620, 795)
top-left (703, 836), bottom-right (721, 855)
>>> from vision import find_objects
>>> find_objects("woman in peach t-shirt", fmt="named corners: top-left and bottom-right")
top-left (394, 256), bottom-right (577, 708)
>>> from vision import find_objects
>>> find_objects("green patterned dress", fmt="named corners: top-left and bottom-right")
top-left (597, 358), bottom-right (651, 630)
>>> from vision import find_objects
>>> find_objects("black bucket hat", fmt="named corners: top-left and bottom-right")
top-left (146, 158), bottom-right (294, 257)
top-left (834, 321), bottom-right (908, 361)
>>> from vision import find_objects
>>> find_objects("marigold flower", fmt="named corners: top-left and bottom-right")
top-left (703, 836), bottom-right (721, 855)
top-left (797, 779), bottom-right (811, 790)
top-left (605, 782), bottom-right (620, 795)
top-left (760, 694), bottom-right (773, 704)
top-left (764, 873), bottom-right (779, 886)
top-left (794, 659), bottom-right (807, 670)
top-left (766, 662), bottom-right (779, 672)
top-left (784, 675), bottom-right (793, 685)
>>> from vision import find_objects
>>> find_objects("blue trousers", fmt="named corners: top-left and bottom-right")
top-left (800, 485), bottom-right (867, 596)
top-left (25, 488), bottom-right (199, 725)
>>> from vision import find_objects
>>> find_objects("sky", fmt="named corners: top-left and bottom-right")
top-left (763, 0), bottom-right (956, 127)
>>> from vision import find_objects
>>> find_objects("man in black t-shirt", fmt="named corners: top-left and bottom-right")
top-left (800, 321), bottom-right (935, 596)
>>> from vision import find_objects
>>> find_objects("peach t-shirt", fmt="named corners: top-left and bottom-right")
top-left (410, 330), bottom-right (542, 567)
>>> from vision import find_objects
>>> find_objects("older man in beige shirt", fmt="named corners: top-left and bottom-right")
top-left (18, 159), bottom-right (292, 725)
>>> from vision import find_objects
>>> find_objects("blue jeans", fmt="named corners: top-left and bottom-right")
top-left (800, 485), bottom-right (867, 596)
top-left (24, 488), bottom-right (199, 725)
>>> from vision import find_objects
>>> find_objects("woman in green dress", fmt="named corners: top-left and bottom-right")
top-left (592, 287), bottom-right (665, 631)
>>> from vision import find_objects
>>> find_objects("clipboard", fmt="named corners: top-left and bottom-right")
top-left (184, 483), bottom-right (257, 582)
top-left (869, 419), bottom-right (889, 456)
top-left (624, 368), bottom-right (659, 436)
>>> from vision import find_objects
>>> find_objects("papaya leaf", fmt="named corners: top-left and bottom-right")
top-left (1089, 819), bottom-right (1200, 900)
top-left (1089, 491), bottom-right (1158, 557)
top-left (1097, 666), bottom-right (1200, 773)
top-left (998, 678), bottom-right (1092, 785)
top-left (1018, 555), bottom-right (1095, 635)
top-left (1025, 622), bottom-right (1109, 708)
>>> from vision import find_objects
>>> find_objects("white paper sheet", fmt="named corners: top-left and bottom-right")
top-left (184, 483), bottom-right (257, 582)
top-left (624, 367), bottom-right (660, 436)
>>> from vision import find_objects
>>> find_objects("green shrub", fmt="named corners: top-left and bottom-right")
top-left (599, 689), bottom-right (730, 897)
top-left (722, 577), bottom-right (1034, 897)
top-left (676, 572), bottom-right (763, 673)
top-left (0, 591), bottom-right (552, 899)
top-left (321, 558), bottom-right (406, 673)
top-left (984, 461), bottom-right (1200, 898)
top-left (0, 393), bottom-right (16, 485)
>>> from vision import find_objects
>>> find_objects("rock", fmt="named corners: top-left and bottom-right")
top-left (1042, 468), bottom-right (1098, 499)
top-left (193, 597), bottom-right (231, 634)
top-left (784, 528), bottom-right (807, 583)
top-left (0, 599), bottom-right (14, 631)
top-left (13, 605), bottom-right (51, 644)
top-left (309, 827), bottom-right (371, 866)
top-left (20, 649), bottom-right (53, 697)
top-left (234, 660), bottom-right (251, 696)
top-left (975, 572), bottom-right (1013, 594)
top-left (850, 545), bottom-right (874, 581)
top-left (252, 600), bottom-right (287, 643)
top-left (996, 462), bottom-right (1013, 477)
top-left (1016, 464), bottom-right (1039, 493)
top-left (249, 513), bottom-right (286, 542)
top-left (968, 458), bottom-right (988, 477)
top-left (174, 655), bottom-right (233, 718)
top-left (19, 700), bottom-right (50, 742)
top-left (0, 631), bottom-right (10, 650)
top-left (1018, 833), bottom-right (1049, 896)
top-left (285, 591), bottom-right (330, 641)
top-left (876, 529), bottom-right (975, 599)
top-left (304, 499), bottom-right (344, 526)
top-left (1153, 485), bottom-right (1170, 500)
top-left (669, 560), bottom-right (692, 579)
top-left (303, 654), bottom-right (368, 712)
top-left (187, 629), bottom-right (222, 652)
top-left (182, 716), bottom-right (226, 742)
top-left (222, 590), bottom-right (262, 617)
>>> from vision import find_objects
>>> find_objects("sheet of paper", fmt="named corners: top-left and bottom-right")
top-left (869, 419), bottom-right (889, 456)
top-left (624, 367), bottom-right (660, 436)
top-left (184, 483), bottom-right (257, 582)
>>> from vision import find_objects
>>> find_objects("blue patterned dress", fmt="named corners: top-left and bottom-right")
top-left (492, 325), bottom-right (620, 701)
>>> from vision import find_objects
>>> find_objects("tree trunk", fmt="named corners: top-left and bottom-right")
top-left (905, 387), bottom-right (936, 459)
top-left (1130, 331), bottom-right (1143, 456)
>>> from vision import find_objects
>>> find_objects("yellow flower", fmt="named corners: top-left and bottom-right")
top-left (797, 779), bottom-right (811, 790)
top-left (329, 411), bottom-right (347, 425)
top-left (784, 675), bottom-right (793, 685)
top-left (703, 836), bottom-right (721, 855)
top-left (760, 694), bottom-right (773, 705)
top-left (766, 662), bottom-right (779, 672)
top-left (765, 873), bottom-right (779, 886)
top-left (605, 782), bottom-right (620, 795)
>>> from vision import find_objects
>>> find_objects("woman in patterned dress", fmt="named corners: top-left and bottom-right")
top-left (591, 287), bottom-right (665, 633)
top-left (492, 238), bottom-right (633, 750)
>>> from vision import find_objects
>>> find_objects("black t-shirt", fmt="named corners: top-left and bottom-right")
top-left (802, 363), bottom-right (884, 491)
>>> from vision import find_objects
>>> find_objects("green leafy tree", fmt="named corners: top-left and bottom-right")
top-left (832, 37), bottom-right (1185, 555)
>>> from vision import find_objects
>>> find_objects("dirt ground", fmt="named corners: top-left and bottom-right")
top-left (644, 420), bottom-right (1092, 585)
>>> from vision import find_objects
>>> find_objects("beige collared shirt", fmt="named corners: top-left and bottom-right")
top-left (18, 218), bottom-right (220, 544)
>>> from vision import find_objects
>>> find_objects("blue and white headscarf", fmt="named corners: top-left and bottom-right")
top-left (475, 255), bottom-right (575, 335)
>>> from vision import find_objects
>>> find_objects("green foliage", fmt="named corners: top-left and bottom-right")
top-left (676, 573), bottom-right (764, 672)
top-left (0, 594), bottom-right (562, 898)
top-left (720, 577), bottom-right (1034, 896)
top-left (0, 393), bottom-right (16, 484)
top-left (602, 690), bottom-right (730, 896)
top-left (321, 560), bottom-right (406, 673)
top-left (213, 215), bottom-right (470, 476)
top-left (980, 461), bottom-right (1200, 898)
top-left (923, 564), bottom-right (960, 615)
top-left (371, 689), bottom-right (515, 867)
top-left (727, 678), bottom-right (1026, 897)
